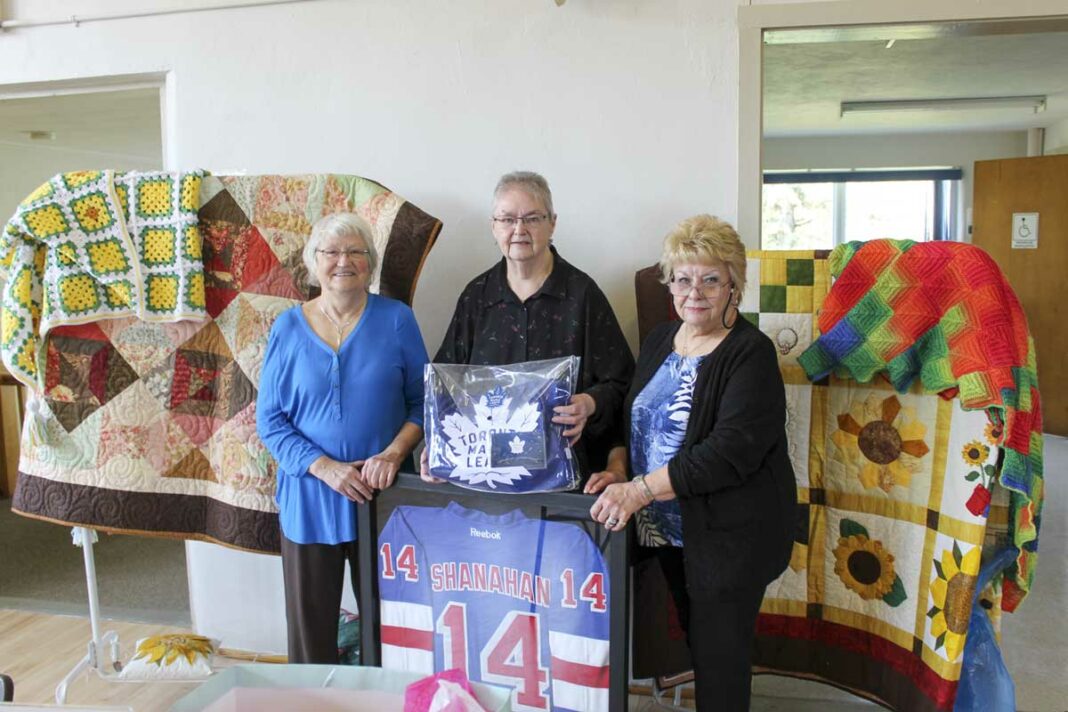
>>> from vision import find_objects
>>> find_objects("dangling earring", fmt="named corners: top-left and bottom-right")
top-left (722, 287), bottom-right (738, 329)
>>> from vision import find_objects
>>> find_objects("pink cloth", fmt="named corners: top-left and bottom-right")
top-left (404, 669), bottom-right (483, 712)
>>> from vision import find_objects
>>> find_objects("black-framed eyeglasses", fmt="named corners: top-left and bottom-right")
top-left (316, 248), bottom-right (370, 260)
top-left (668, 274), bottom-right (731, 297)
top-left (492, 214), bottom-right (550, 229)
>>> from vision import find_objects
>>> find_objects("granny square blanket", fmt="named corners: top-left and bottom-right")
top-left (9, 173), bottom-right (441, 552)
top-left (1, 170), bottom-right (207, 389)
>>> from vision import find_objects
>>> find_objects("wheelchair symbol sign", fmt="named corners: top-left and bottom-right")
top-left (1011, 212), bottom-right (1039, 249)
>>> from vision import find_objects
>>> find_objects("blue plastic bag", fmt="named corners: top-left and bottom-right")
top-left (954, 546), bottom-right (1017, 712)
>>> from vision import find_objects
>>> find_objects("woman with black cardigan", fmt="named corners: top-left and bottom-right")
top-left (588, 215), bottom-right (796, 711)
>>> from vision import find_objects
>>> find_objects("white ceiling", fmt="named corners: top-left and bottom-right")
top-left (764, 28), bottom-right (1068, 137)
top-left (0, 88), bottom-right (162, 161)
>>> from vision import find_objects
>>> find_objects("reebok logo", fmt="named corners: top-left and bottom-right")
top-left (470, 527), bottom-right (502, 540)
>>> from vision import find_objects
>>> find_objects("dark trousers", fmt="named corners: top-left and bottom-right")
top-left (657, 547), bottom-right (766, 712)
top-left (280, 533), bottom-right (360, 664)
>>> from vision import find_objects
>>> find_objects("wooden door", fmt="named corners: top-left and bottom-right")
top-left (0, 368), bottom-right (25, 498)
top-left (973, 155), bottom-right (1068, 435)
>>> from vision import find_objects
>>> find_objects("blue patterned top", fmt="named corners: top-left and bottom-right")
top-left (631, 351), bottom-right (703, 547)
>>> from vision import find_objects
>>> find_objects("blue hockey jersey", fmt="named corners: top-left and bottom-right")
top-left (378, 503), bottom-right (610, 712)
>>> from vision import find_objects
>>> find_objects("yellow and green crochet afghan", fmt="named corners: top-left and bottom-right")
top-left (0, 170), bottom-right (207, 389)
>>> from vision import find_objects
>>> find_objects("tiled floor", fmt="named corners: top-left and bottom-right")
top-left (628, 677), bottom-right (880, 710)
top-left (1000, 434), bottom-right (1068, 712)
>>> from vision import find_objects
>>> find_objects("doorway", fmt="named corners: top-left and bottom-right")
top-left (736, 4), bottom-right (1068, 710)
top-left (0, 85), bottom-right (191, 625)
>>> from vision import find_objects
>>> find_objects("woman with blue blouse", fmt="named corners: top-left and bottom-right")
top-left (257, 212), bottom-right (428, 664)
top-left (588, 215), bottom-right (796, 710)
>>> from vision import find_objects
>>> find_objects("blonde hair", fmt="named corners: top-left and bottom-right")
top-left (659, 214), bottom-right (746, 300)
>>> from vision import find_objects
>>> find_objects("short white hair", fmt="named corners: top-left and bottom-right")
top-left (493, 171), bottom-right (555, 217)
top-left (302, 212), bottom-right (378, 287)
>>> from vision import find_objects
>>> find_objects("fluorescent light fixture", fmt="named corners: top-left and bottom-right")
top-left (841, 96), bottom-right (1046, 116)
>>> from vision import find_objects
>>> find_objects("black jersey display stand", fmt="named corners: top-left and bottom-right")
top-left (356, 472), bottom-right (631, 711)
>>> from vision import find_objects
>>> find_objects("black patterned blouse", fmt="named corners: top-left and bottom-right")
top-left (435, 247), bottom-right (635, 474)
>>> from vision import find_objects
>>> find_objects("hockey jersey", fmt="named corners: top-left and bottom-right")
top-left (424, 357), bottom-right (580, 493)
top-left (378, 503), bottom-right (610, 712)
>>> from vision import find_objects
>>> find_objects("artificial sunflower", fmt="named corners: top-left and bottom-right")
top-left (133, 634), bottom-right (215, 666)
top-left (961, 440), bottom-right (989, 467)
top-left (832, 519), bottom-right (906, 605)
top-left (831, 393), bottom-right (930, 493)
top-left (927, 541), bottom-right (980, 661)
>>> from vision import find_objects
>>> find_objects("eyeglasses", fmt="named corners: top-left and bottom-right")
top-left (316, 248), bottom-right (370, 261)
top-left (492, 214), bottom-right (550, 229)
top-left (668, 274), bottom-right (731, 297)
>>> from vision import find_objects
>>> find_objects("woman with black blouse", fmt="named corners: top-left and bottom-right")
top-left (420, 171), bottom-right (633, 482)
top-left (588, 215), bottom-right (796, 711)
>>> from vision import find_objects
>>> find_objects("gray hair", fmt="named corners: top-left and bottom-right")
top-left (493, 171), bottom-right (555, 217)
top-left (302, 212), bottom-right (379, 287)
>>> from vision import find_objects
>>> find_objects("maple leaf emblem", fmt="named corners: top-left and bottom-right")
top-left (437, 389), bottom-right (542, 488)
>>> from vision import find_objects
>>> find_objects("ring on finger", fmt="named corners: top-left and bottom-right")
top-left (606, 517), bottom-right (620, 527)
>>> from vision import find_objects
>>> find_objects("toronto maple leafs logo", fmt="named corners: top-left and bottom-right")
top-left (508, 435), bottom-right (525, 454)
top-left (485, 386), bottom-right (507, 408)
top-left (440, 389), bottom-right (541, 489)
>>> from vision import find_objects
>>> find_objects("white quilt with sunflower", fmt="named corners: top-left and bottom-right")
top-left (735, 250), bottom-right (1011, 712)
top-left (0, 170), bottom-right (207, 389)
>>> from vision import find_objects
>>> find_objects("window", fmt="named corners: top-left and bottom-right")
top-left (761, 168), bottom-right (961, 250)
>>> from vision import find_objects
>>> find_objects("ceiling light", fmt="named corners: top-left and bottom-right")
top-left (22, 130), bottom-right (56, 140)
top-left (841, 96), bottom-right (1046, 116)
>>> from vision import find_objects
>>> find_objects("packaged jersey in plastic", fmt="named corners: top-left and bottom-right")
top-left (424, 357), bottom-right (580, 493)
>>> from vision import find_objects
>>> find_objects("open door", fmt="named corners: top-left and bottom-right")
top-left (972, 155), bottom-right (1068, 435)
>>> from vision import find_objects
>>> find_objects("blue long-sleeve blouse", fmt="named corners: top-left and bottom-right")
top-left (256, 294), bottom-right (428, 544)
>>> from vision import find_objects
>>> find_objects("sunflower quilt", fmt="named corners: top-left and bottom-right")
top-left (631, 249), bottom-right (1019, 711)
top-left (746, 246), bottom-right (1022, 711)
top-left (797, 239), bottom-right (1041, 611)
top-left (9, 174), bottom-right (441, 552)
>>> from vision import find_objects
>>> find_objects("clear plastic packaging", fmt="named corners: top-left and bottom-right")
top-left (424, 356), bottom-right (580, 493)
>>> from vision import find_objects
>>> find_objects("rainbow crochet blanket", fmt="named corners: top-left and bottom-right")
top-left (798, 239), bottom-right (1042, 610)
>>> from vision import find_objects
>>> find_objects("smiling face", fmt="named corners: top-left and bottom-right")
top-left (670, 259), bottom-right (735, 332)
top-left (491, 186), bottom-right (556, 265)
top-left (314, 229), bottom-right (372, 297)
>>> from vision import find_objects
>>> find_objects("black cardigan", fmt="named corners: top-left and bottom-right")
top-left (626, 317), bottom-right (797, 599)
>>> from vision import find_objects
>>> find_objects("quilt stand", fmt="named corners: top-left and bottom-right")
top-left (56, 527), bottom-right (123, 704)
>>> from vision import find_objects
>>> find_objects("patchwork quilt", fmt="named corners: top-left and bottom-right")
top-left (633, 249), bottom-right (1022, 711)
top-left (798, 240), bottom-right (1041, 611)
top-left (9, 174), bottom-right (441, 552)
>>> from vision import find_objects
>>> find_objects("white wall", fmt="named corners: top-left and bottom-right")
top-left (0, 0), bottom-right (745, 653)
top-left (1045, 116), bottom-right (1068, 154)
top-left (0, 143), bottom-right (160, 227)
top-left (1, 0), bottom-right (745, 353)
top-left (763, 131), bottom-right (1028, 240)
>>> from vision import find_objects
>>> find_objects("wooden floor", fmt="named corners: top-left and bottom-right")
top-left (0, 609), bottom-right (221, 710)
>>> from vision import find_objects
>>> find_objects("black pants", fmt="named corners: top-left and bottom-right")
top-left (658, 547), bottom-right (766, 712)
top-left (280, 533), bottom-right (360, 664)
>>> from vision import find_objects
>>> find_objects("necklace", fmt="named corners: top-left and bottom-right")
top-left (676, 326), bottom-right (722, 357)
top-left (318, 301), bottom-right (364, 349)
